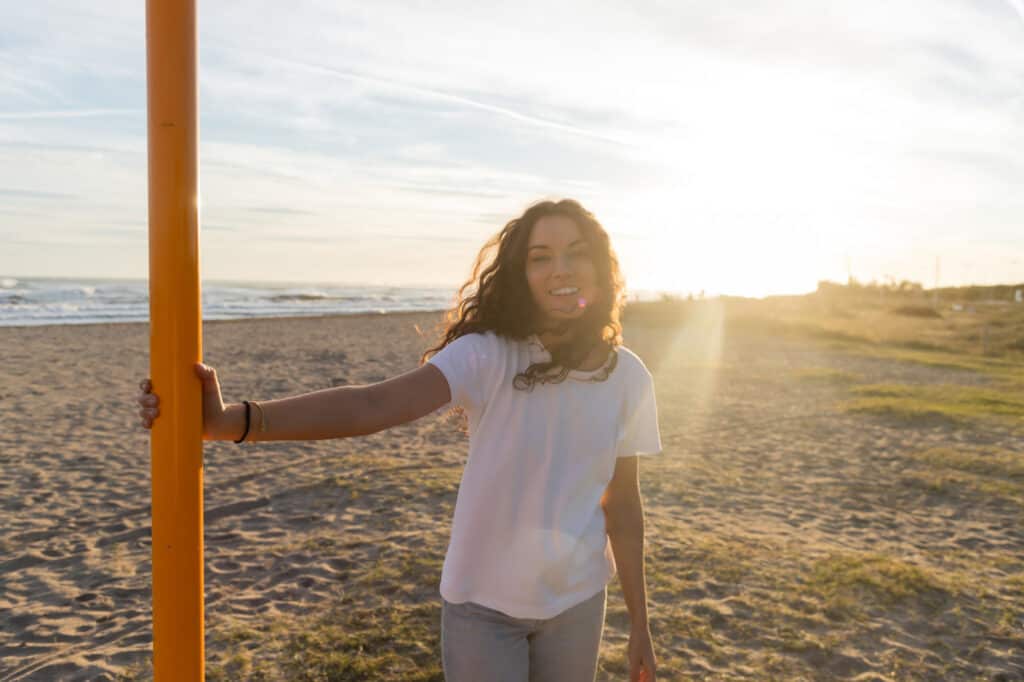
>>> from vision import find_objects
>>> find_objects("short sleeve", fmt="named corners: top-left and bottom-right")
top-left (616, 365), bottom-right (662, 457)
top-left (426, 332), bottom-right (495, 413)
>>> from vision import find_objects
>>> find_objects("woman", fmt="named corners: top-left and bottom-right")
top-left (137, 198), bottom-right (662, 682)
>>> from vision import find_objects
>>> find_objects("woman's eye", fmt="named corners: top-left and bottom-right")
top-left (531, 256), bottom-right (550, 263)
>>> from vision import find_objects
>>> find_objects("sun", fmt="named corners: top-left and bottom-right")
top-left (599, 103), bottom-right (865, 298)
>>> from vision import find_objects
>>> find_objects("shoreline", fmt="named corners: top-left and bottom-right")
top-left (0, 295), bottom-right (698, 331)
top-left (0, 308), bottom-right (451, 332)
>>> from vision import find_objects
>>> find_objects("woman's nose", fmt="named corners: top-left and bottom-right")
top-left (553, 253), bottom-right (575, 274)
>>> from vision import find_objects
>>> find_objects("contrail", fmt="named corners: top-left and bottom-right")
top-left (0, 109), bottom-right (141, 120)
top-left (224, 47), bottom-right (640, 149)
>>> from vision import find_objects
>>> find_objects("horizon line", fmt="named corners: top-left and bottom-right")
top-left (3, 273), bottom-right (1022, 300)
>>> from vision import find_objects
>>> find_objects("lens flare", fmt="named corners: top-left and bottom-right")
top-left (577, 297), bottom-right (587, 308)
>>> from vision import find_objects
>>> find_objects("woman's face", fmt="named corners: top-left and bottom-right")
top-left (524, 214), bottom-right (601, 330)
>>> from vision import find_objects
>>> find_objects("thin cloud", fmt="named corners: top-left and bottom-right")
top-left (245, 206), bottom-right (320, 216)
top-left (392, 186), bottom-right (506, 200)
top-left (0, 140), bottom-right (141, 155)
top-left (0, 109), bottom-right (141, 120)
top-left (238, 50), bottom-right (640, 149)
top-left (0, 188), bottom-right (77, 199)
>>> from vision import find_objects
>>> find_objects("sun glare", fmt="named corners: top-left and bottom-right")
top-left (661, 298), bottom-right (726, 442)
top-left (607, 177), bottom-right (835, 299)
top-left (603, 69), bottom-right (880, 298)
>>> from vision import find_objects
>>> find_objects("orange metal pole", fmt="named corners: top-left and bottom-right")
top-left (146, 0), bottom-right (204, 679)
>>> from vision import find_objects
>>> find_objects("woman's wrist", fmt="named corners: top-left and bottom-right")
top-left (630, 616), bottom-right (650, 631)
top-left (222, 403), bottom-right (247, 441)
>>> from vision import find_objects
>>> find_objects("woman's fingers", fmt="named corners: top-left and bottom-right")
top-left (139, 366), bottom-right (221, 432)
top-left (195, 364), bottom-right (219, 394)
top-left (194, 362), bottom-right (224, 402)
top-left (137, 377), bottom-right (156, 428)
top-left (139, 404), bottom-right (158, 429)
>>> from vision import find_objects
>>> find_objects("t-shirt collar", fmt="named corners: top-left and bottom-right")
top-left (525, 333), bottom-right (616, 380)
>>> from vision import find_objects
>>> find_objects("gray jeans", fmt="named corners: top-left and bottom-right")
top-left (441, 586), bottom-right (607, 682)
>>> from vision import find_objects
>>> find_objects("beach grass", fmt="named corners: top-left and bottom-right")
top-left (199, 579), bottom-right (446, 681)
top-left (806, 551), bottom-right (958, 615)
top-left (900, 446), bottom-right (1024, 507)
top-left (791, 367), bottom-right (862, 384)
top-left (841, 382), bottom-right (1024, 426)
top-left (704, 290), bottom-right (1024, 386)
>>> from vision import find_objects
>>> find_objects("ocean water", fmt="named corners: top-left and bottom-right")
top-left (0, 277), bottom-right (456, 327)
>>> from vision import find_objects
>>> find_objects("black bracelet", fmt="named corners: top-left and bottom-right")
top-left (234, 400), bottom-right (252, 444)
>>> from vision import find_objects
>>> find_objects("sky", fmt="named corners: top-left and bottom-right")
top-left (1, 0), bottom-right (1022, 298)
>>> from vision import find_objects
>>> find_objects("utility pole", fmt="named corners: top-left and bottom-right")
top-left (146, 0), bottom-right (204, 678)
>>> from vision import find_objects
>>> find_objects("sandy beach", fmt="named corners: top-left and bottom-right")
top-left (1, 301), bottom-right (1022, 680)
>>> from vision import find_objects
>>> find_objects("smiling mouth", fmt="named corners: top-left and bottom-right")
top-left (549, 297), bottom-right (587, 315)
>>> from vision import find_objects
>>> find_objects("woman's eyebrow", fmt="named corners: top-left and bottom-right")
top-left (528, 240), bottom-right (585, 251)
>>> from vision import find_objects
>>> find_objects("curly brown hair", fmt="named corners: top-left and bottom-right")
top-left (420, 198), bottom-right (627, 390)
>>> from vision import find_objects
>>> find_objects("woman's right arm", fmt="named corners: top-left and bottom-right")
top-left (137, 361), bottom-right (452, 442)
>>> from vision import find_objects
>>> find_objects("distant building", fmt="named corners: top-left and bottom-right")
top-left (1016, 289), bottom-right (1023, 303)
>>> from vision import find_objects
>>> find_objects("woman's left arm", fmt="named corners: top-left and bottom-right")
top-left (602, 455), bottom-right (657, 682)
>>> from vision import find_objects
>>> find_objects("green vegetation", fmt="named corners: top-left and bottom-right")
top-left (625, 282), bottom-right (1024, 386)
top-left (205, 602), bottom-right (444, 681)
top-left (806, 552), bottom-right (957, 617)
top-left (910, 446), bottom-right (1024, 480)
top-left (791, 367), bottom-right (861, 384)
top-left (855, 346), bottom-right (1024, 386)
top-left (843, 383), bottom-right (1024, 426)
top-left (889, 304), bottom-right (942, 318)
top-left (900, 446), bottom-right (1024, 507)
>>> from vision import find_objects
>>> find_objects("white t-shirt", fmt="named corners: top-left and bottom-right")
top-left (427, 330), bottom-right (662, 619)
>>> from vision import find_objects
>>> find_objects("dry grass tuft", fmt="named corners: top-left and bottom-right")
top-left (792, 367), bottom-right (861, 385)
top-left (807, 551), bottom-right (957, 615)
top-left (842, 383), bottom-right (1024, 426)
